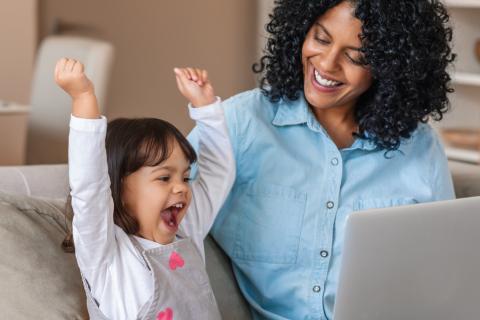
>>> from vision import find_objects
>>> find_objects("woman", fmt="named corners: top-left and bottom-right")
top-left (189, 0), bottom-right (455, 319)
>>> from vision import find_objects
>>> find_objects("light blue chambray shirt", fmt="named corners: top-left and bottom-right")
top-left (188, 88), bottom-right (455, 320)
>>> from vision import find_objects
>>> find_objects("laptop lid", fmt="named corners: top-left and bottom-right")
top-left (334, 196), bottom-right (480, 320)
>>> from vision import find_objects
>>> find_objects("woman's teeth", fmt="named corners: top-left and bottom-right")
top-left (314, 69), bottom-right (341, 88)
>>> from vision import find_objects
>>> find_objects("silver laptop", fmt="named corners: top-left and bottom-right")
top-left (334, 196), bottom-right (480, 320)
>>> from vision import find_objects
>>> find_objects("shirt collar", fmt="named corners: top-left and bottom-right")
top-left (271, 93), bottom-right (309, 127)
top-left (345, 136), bottom-right (378, 152)
top-left (271, 92), bottom-right (378, 152)
top-left (271, 93), bottom-right (327, 134)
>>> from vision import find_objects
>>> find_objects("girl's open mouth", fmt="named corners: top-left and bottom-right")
top-left (160, 203), bottom-right (184, 231)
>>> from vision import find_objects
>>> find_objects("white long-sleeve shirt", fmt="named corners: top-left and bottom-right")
top-left (69, 100), bottom-right (235, 320)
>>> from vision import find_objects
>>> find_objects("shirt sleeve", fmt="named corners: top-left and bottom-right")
top-left (69, 115), bottom-right (116, 274)
top-left (180, 98), bottom-right (236, 255)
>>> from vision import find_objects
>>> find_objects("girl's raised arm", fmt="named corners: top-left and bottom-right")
top-left (174, 68), bottom-right (236, 256)
top-left (56, 58), bottom-right (116, 272)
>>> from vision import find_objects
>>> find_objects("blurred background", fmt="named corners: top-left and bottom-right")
top-left (2, 0), bottom-right (479, 166)
top-left (0, 0), bottom-right (274, 164)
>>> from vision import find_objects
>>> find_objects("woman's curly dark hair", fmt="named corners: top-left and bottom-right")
top-left (254, 0), bottom-right (455, 150)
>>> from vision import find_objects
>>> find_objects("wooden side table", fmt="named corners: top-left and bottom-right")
top-left (0, 101), bottom-right (30, 165)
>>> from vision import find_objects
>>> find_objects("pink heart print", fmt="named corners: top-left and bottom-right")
top-left (169, 251), bottom-right (185, 270)
top-left (157, 307), bottom-right (173, 320)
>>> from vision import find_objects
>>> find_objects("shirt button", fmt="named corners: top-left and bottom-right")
top-left (313, 285), bottom-right (321, 293)
top-left (320, 250), bottom-right (329, 258)
top-left (331, 157), bottom-right (339, 166)
top-left (326, 201), bottom-right (335, 209)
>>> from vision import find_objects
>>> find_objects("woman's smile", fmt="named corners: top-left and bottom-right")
top-left (310, 64), bottom-right (345, 93)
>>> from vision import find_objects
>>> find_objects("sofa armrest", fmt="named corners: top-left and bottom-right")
top-left (448, 161), bottom-right (480, 198)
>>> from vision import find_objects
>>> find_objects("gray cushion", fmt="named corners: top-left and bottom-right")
top-left (204, 236), bottom-right (251, 319)
top-left (0, 192), bottom-right (87, 319)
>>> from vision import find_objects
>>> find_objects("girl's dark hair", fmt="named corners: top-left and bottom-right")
top-left (62, 118), bottom-right (196, 252)
top-left (106, 118), bottom-right (196, 234)
top-left (61, 193), bottom-right (75, 253)
top-left (253, 0), bottom-right (455, 151)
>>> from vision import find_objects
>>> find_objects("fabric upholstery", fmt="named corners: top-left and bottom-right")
top-left (0, 192), bottom-right (87, 319)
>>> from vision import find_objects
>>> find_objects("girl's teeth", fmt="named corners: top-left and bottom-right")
top-left (314, 69), bottom-right (341, 87)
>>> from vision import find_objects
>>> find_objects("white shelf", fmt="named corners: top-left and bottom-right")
top-left (445, 146), bottom-right (480, 164)
top-left (0, 101), bottom-right (30, 114)
top-left (442, 1), bottom-right (480, 166)
top-left (452, 72), bottom-right (480, 86)
top-left (445, 0), bottom-right (480, 8)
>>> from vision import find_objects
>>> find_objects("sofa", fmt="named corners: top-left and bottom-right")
top-left (0, 164), bottom-right (251, 319)
top-left (0, 162), bottom-right (479, 319)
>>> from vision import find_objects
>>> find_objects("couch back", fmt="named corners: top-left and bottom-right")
top-left (0, 164), bottom-right (69, 199)
top-left (1, 162), bottom-right (479, 200)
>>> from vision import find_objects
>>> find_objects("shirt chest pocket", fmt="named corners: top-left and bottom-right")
top-left (232, 182), bottom-right (307, 264)
top-left (353, 197), bottom-right (418, 212)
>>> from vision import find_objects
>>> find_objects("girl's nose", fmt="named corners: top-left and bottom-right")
top-left (172, 181), bottom-right (189, 194)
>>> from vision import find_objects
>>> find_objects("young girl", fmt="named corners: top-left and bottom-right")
top-left (55, 59), bottom-right (234, 320)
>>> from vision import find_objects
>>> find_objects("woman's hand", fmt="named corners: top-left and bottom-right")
top-left (174, 67), bottom-right (216, 107)
top-left (54, 58), bottom-right (100, 119)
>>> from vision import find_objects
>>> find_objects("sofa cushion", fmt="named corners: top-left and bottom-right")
top-left (204, 236), bottom-right (251, 319)
top-left (0, 192), bottom-right (87, 319)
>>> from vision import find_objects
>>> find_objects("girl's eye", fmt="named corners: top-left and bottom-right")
top-left (157, 176), bottom-right (170, 182)
top-left (184, 177), bottom-right (192, 183)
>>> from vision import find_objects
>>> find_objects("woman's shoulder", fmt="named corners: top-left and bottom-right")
top-left (409, 122), bottom-right (441, 146)
top-left (223, 88), bottom-right (274, 113)
top-left (221, 88), bottom-right (280, 131)
top-left (224, 87), bottom-right (266, 103)
top-left (399, 122), bottom-right (446, 159)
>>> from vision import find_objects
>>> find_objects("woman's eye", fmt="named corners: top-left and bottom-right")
top-left (314, 36), bottom-right (330, 45)
top-left (346, 52), bottom-right (366, 66)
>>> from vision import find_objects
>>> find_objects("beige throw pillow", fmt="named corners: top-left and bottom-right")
top-left (0, 192), bottom-right (87, 320)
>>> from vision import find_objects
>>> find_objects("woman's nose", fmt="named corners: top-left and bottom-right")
top-left (319, 47), bottom-right (341, 73)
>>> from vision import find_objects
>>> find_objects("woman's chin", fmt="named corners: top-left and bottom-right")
top-left (305, 94), bottom-right (339, 111)
top-left (304, 85), bottom-right (339, 108)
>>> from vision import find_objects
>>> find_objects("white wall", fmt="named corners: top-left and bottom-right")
top-left (0, 0), bottom-right (37, 104)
